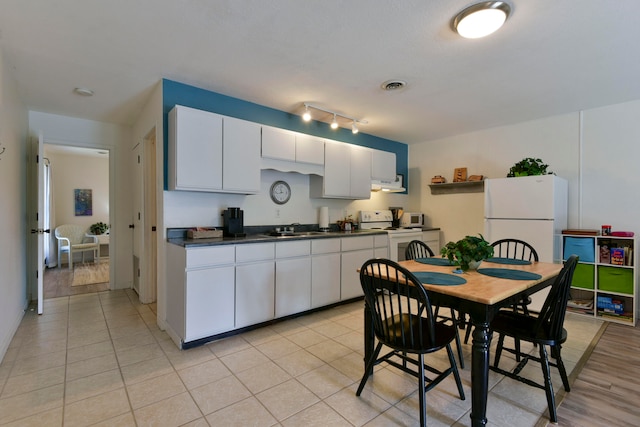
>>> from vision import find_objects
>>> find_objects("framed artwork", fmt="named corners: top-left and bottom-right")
top-left (74, 189), bottom-right (93, 216)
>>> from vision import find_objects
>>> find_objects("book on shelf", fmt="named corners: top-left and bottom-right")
top-left (567, 299), bottom-right (594, 310)
top-left (611, 247), bottom-right (625, 266)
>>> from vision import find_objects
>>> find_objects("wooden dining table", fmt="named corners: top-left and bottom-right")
top-left (362, 258), bottom-right (563, 427)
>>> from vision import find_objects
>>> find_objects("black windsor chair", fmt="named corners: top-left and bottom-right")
top-left (404, 240), bottom-right (465, 368)
top-left (489, 255), bottom-right (579, 423)
top-left (357, 258), bottom-right (465, 427)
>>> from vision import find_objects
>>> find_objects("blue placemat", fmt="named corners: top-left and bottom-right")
top-left (415, 257), bottom-right (455, 266)
top-left (486, 257), bottom-right (532, 265)
top-left (477, 268), bottom-right (542, 281)
top-left (413, 272), bottom-right (467, 286)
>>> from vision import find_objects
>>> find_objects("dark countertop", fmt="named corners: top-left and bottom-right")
top-left (167, 229), bottom-right (388, 248)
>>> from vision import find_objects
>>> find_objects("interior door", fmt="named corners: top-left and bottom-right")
top-left (132, 142), bottom-right (143, 296)
top-left (31, 133), bottom-right (46, 314)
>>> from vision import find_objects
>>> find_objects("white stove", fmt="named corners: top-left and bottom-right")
top-left (359, 210), bottom-right (424, 261)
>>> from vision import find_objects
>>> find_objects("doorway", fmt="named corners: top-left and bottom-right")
top-left (42, 144), bottom-right (111, 298)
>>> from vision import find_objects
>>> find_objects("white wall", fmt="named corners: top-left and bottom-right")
top-left (28, 112), bottom-right (133, 290)
top-left (411, 101), bottom-right (640, 245)
top-left (46, 149), bottom-right (109, 229)
top-left (0, 49), bottom-right (28, 362)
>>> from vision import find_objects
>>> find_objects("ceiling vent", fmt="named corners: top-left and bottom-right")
top-left (381, 80), bottom-right (407, 91)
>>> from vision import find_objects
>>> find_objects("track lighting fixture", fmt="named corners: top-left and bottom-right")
top-left (300, 102), bottom-right (367, 132)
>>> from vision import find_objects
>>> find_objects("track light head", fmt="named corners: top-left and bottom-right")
top-left (352, 121), bottom-right (359, 134)
top-left (331, 114), bottom-right (339, 129)
top-left (302, 105), bottom-right (311, 121)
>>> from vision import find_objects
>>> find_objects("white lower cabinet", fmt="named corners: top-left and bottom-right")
top-left (311, 238), bottom-right (341, 308)
top-left (341, 236), bottom-right (375, 300)
top-left (185, 266), bottom-right (235, 341)
top-left (167, 234), bottom-right (385, 347)
top-left (275, 241), bottom-right (311, 317)
top-left (165, 244), bottom-right (236, 345)
top-left (235, 243), bottom-right (275, 328)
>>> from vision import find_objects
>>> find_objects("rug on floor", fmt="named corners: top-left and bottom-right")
top-left (71, 262), bottom-right (109, 286)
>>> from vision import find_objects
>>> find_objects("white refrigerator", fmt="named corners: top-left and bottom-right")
top-left (484, 175), bottom-right (568, 311)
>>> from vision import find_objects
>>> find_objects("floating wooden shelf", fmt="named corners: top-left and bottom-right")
top-left (429, 180), bottom-right (484, 195)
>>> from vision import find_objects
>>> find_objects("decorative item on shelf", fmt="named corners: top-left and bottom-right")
top-left (507, 157), bottom-right (550, 177)
top-left (431, 175), bottom-right (446, 184)
top-left (89, 221), bottom-right (109, 235)
top-left (453, 167), bottom-right (467, 182)
top-left (601, 224), bottom-right (612, 236)
top-left (440, 234), bottom-right (494, 271)
top-left (468, 174), bottom-right (484, 181)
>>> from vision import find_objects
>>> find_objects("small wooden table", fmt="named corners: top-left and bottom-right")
top-left (362, 259), bottom-right (563, 427)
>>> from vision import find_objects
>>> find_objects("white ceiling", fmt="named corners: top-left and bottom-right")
top-left (2, 1), bottom-right (640, 144)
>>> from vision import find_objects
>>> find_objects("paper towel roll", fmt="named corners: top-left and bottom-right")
top-left (319, 207), bottom-right (329, 229)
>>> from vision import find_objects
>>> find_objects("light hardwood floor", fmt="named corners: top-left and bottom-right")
top-left (551, 322), bottom-right (640, 427)
top-left (44, 264), bottom-right (109, 298)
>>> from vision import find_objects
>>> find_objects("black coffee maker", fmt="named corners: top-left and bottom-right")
top-left (222, 207), bottom-right (246, 237)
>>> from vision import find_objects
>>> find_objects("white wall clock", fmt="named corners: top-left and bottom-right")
top-left (270, 180), bottom-right (291, 204)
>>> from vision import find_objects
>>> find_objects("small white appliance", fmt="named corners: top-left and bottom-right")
top-left (484, 175), bottom-right (568, 311)
top-left (359, 210), bottom-right (423, 261)
top-left (400, 212), bottom-right (424, 228)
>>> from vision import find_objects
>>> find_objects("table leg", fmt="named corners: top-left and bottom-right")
top-left (470, 319), bottom-right (492, 427)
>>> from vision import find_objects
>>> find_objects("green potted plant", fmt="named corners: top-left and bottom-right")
top-left (440, 234), bottom-right (494, 271)
top-left (89, 221), bottom-right (109, 235)
top-left (507, 157), bottom-right (550, 177)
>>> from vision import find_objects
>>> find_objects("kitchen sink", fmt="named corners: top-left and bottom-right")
top-left (265, 231), bottom-right (328, 237)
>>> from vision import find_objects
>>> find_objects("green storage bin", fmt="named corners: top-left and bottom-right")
top-left (572, 263), bottom-right (595, 289)
top-left (598, 266), bottom-right (634, 294)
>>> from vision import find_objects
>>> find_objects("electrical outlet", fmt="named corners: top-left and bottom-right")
top-left (275, 209), bottom-right (280, 218)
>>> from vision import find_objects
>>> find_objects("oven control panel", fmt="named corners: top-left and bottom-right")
top-left (359, 210), bottom-right (393, 223)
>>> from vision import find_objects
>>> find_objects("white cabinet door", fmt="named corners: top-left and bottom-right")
top-left (341, 248), bottom-right (374, 299)
top-left (350, 145), bottom-right (372, 199)
top-left (371, 149), bottom-right (396, 181)
top-left (275, 257), bottom-right (312, 317)
top-left (311, 252), bottom-right (341, 308)
top-left (185, 266), bottom-right (235, 341)
top-left (222, 116), bottom-right (261, 193)
top-left (236, 260), bottom-right (275, 328)
top-left (322, 141), bottom-right (351, 197)
top-left (422, 230), bottom-right (441, 254)
top-left (262, 126), bottom-right (296, 161)
top-left (168, 106), bottom-right (223, 191)
top-left (296, 134), bottom-right (324, 165)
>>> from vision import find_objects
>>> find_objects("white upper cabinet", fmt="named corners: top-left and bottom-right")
top-left (261, 126), bottom-right (324, 166)
top-left (295, 133), bottom-right (325, 165)
top-left (222, 116), bottom-right (261, 193)
top-left (371, 149), bottom-right (396, 181)
top-left (168, 105), bottom-right (223, 191)
top-left (261, 126), bottom-right (296, 161)
top-left (168, 105), bottom-right (261, 194)
top-left (310, 139), bottom-right (371, 199)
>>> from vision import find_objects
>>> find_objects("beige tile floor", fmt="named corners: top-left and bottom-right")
top-left (0, 289), bottom-right (603, 427)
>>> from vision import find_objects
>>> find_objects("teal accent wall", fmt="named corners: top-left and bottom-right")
top-left (162, 79), bottom-right (408, 190)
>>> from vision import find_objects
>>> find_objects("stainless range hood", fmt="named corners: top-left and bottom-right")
top-left (371, 174), bottom-right (406, 192)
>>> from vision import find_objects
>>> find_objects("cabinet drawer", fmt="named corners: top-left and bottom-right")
top-left (598, 266), bottom-right (633, 294)
top-left (341, 236), bottom-right (374, 251)
top-left (236, 243), bottom-right (275, 263)
top-left (312, 238), bottom-right (341, 254)
top-left (572, 263), bottom-right (594, 289)
top-left (186, 246), bottom-right (235, 269)
top-left (276, 240), bottom-right (311, 258)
